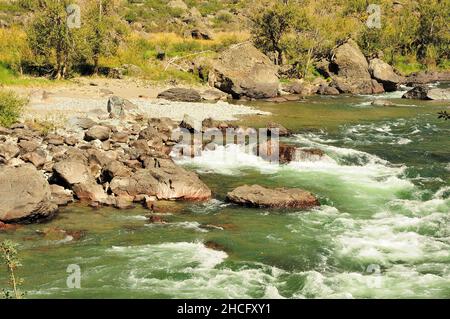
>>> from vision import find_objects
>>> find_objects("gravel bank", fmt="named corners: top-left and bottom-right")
top-left (23, 97), bottom-right (270, 125)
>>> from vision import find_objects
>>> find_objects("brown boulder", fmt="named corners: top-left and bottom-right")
top-left (50, 184), bottom-right (74, 206)
top-left (208, 42), bottom-right (280, 99)
top-left (369, 58), bottom-right (403, 92)
top-left (227, 185), bottom-right (319, 209)
top-left (85, 125), bottom-right (111, 141)
top-left (110, 158), bottom-right (211, 201)
top-left (0, 165), bottom-right (58, 223)
top-left (327, 39), bottom-right (375, 94)
top-left (53, 159), bottom-right (92, 185)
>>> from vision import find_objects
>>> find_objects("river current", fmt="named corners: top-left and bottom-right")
top-left (1, 83), bottom-right (449, 298)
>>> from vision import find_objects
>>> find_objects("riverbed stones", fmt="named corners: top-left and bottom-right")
top-left (0, 165), bottom-right (58, 223)
top-left (53, 158), bottom-right (92, 185)
top-left (72, 181), bottom-right (109, 204)
top-left (85, 125), bottom-right (111, 141)
top-left (0, 142), bottom-right (20, 162)
top-left (50, 184), bottom-right (74, 206)
top-left (227, 185), bottom-right (320, 209)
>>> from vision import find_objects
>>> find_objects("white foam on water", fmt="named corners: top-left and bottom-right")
top-left (188, 199), bottom-right (230, 214)
top-left (144, 221), bottom-right (209, 233)
top-left (109, 242), bottom-right (284, 298)
top-left (175, 143), bottom-right (279, 175)
top-left (296, 264), bottom-right (450, 298)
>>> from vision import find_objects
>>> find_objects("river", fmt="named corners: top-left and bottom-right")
top-left (1, 84), bottom-right (449, 298)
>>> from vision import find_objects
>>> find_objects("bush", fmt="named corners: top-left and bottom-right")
top-left (0, 90), bottom-right (27, 127)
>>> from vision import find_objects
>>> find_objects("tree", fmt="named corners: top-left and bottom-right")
top-left (82, 0), bottom-right (127, 74)
top-left (250, 0), bottom-right (298, 65)
top-left (27, 0), bottom-right (78, 79)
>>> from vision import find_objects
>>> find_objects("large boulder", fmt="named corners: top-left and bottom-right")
top-left (328, 39), bottom-right (379, 94)
top-left (402, 86), bottom-right (450, 100)
top-left (0, 165), bottom-right (58, 223)
top-left (208, 42), bottom-right (280, 99)
top-left (369, 58), bottom-right (404, 91)
top-left (53, 159), bottom-right (92, 185)
top-left (110, 158), bottom-right (211, 201)
top-left (157, 88), bottom-right (202, 102)
top-left (227, 185), bottom-right (320, 209)
top-left (107, 96), bottom-right (139, 119)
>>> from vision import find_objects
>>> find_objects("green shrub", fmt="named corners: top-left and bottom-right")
top-left (0, 90), bottom-right (27, 127)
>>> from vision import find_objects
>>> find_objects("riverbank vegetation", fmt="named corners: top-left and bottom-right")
top-left (0, 0), bottom-right (448, 84)
top-left (1, 240), bottom-right (25, 299)
top-left (0, 90), bottom-right (27, 127)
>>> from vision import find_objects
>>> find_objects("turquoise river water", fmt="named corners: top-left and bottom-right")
top-left (1, 83), bottom-right (449, 298)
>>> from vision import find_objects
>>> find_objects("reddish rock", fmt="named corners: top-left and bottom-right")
top-left (227, 184), bottom-right (320, 209)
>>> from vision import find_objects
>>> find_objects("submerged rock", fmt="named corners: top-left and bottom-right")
top-left (0, 165), bottom-right (58, 223)
top-left (227, 185), bottom-right (320, 209)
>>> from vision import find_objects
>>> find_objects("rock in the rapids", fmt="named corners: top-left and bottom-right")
top-left (266, 122), bottom-right (291, 137)
top-left (257, 141), bottom-right (324, 164)
top-left (227, 185), bottom-right (320, 209)
top-left (109, 158), bottom-right (211, 201)
top-left (402, 86), bottom-right (450, 100)
top-left (0, 165), bottom-right (58, 223)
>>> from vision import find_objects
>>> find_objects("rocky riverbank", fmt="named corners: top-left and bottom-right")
top-left (0, 97), bottom-right (323, 225)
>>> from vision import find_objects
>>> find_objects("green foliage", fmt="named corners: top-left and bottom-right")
top-left (0, 90), bottom-right (27, 127)
top-left (81, 0), bottom-right (129, 73)
top-left (1, 240), bottom-right (25, 299)
top-left (358, 0), bottom-right (450, 69)
top-left (250, 1), bottom-right (298, 65)
top-left (27, 0), bottom-right (78, 79)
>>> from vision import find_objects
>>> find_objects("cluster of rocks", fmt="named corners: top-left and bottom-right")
top-left (185, 39), bottom-right (449, 102)
top-left (0, 100), bottom-right (212, 223)
top-left (0, 99), bottom-right (322, 225)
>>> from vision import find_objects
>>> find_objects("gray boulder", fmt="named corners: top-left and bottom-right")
top-left (369, 58), bottom-right (403, 91)
top-left (327, 39), bottom-right (380, 94)
top-left (107, 96), bottom-right (139, 118)
top-left (157, 88), bottom-right (202, 102)
top-left (208, 42), bottom-right (280, 99)
top-left (0, 165), bottom-right (58, 223)
top-left (402, 86), bottom-right (450, 100)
